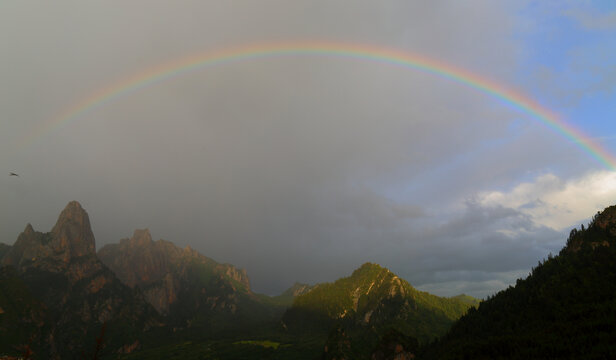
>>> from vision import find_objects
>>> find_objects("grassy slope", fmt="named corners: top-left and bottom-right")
top-left (287, 263), bottom-right (474, 340)
top-left (278, 263), bottom-right (478, 358)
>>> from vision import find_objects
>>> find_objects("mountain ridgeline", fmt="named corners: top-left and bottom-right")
top-left (283, 262), bottom-right (475, 358)
top-left (97, 228), bottom-right (257, 328)
top-left (0, 201), bottom-right (478, 359)
top-left (7, 201), bottom-right (616, 358)
top-left (0, 201), bottom-right (159, 358)
top-left (0, 202), bottom-right (291, 358)
top-left (284, 262), bottom-right (473, 339)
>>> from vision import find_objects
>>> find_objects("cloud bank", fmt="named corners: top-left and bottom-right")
top-left (1, 1), bottom-right (614, 298)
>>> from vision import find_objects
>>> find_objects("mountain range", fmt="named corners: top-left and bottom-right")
top-left (1, 200), bottom-right (615, 359)
top-left (1, 202), bottom-right (159, 358)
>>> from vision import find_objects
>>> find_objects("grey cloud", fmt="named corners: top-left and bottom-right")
top-left (416, 269), bottom-right (529, 299)
top-left (0, 1), bottom-right (584, 297)
top-left (381, 201), bottom-right (564, 298)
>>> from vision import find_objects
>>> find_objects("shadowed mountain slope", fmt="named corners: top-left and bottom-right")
top-left (422, 205), bottom-right (616, 359)
top-left (268, 282), bottom-right (315, 307)
top-left (0, 201), bottom-right (160, 359)
top-left (98, 229), bottom-right (283, 334)
top-left (0, 243), bottom-right (11, 260)
top-left (0, 266), bottom-right (48, 355)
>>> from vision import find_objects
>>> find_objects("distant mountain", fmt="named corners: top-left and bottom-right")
top-left (120, 263), bottom-right (477, 360)
top-left (0, 201), bottom-right (159, 359)
top-left (98, 229), bottom-right (249, 315)
top-left (98, 229), bottom-right (281, 333)
top-left (422, 205), bottom-right (616, 359)
top-left (269, 282), bottom-right (315, 307)
top-left (283, 263), bottom-right (476, 358)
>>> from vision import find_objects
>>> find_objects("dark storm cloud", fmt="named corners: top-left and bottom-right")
top-left (0, 1), bottom-right (593, 298)
top-left (371, 201), bottom-right (564, 297)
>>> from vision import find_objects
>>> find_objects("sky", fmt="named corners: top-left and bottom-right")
top-left (1, 1), bottom-right (615, 299)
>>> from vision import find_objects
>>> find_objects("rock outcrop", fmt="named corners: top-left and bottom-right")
top-left (98, 229), bottom-right (251, 317)
top-left (565, 205), bottom-right (616, 253)
top-left (2, 201), bottom-right (96, 278)
top-left (593, 205), bottom-right (616, 234)
top-left (99, 229), bottom-right (181, 288)
top-left (0, 201), bottom-right (159, 359)
top-left (50, 201), bottom-right (96, 259)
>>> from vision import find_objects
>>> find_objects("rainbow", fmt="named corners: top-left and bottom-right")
top-left (22, 41), bottom-right (616, 169)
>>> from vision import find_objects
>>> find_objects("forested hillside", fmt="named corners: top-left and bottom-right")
top-left (421, 206), bottom-right (616, 359)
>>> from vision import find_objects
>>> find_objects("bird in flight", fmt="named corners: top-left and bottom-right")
top-left (10, 172), bottom-right (19, 177)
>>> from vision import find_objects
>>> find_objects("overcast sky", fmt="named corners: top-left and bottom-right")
top-left (1, 1), bottom-right (615, 298)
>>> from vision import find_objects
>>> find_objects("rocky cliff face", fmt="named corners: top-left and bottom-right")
top-left (593, 205), bottom-right (616, 234)
top-left (565, 205), bottom-right (616, 253)
top-left (98, 229), bottom-right (251, 317)
top-left (0, 201), bottom-right (159, 359)
top-left (98, 229), bottom-right (181, 288)
top-left (50, 201), bottom-right (96, 260)
top-left (2, 201), bottom-right (96, 278)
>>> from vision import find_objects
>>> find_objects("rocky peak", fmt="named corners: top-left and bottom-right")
top-left (2, 224), bottom-right (45, 269)
top-left (99, 231), bottom-right (177, 289)
top-left (183, 245), bottom-right (199, 257)
top-left (566, 205), bottom-right (616, 253)
top-left (23, 223), bottom-right (35, 236)
top-left (2, 201), bottom-right (97, 273)
top-left (98, 233), bottom-right (254, 317)
top-left (129, 229), bottom-right (153, 247)
top-left (217, 264), bottom-right (251, 290)
top-left (352, 262), bottom-right (387, 276)
top-left (593, 205), bottom-right (616, 235)
top-left (50, 201), bottom-right (96, 259)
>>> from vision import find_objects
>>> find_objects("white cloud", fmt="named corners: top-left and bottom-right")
top-left (478, 171), bottom-right (616, 230)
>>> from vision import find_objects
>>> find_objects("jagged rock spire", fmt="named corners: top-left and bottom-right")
top-left (50, 201), bottom-right (96, 260)
top-left (2, 201), bottom-right (96, 271)
top-left (130, 229), bottom-right (153, 246)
